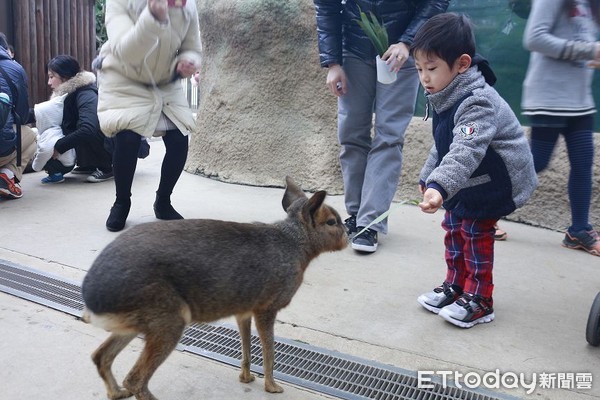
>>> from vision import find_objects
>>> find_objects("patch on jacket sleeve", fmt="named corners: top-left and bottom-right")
top-left (455, 122), bottom-right (477, 140)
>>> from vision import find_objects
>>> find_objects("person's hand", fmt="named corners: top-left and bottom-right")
top-left (382, 42), bottom-right (410, 73)
top-left (51, 149), bottom-right (60, 160)
top-left (148, 0), bottom-right (168, 22)
top-left (326, 64), bottom-right (347, 97)
top-left (419, 188), bottom-right (443, 214)
top-left (418, 183), bottom-right (425, 195)
top-left (176, 59), bottom-right (197, 78)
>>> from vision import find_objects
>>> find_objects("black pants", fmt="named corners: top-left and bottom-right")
top-left (75, 131), bottom-right (113, 171)
top-left (112, 129), bottom-right (188, 204)
top-left (45, 158), bottom-right (75, 175)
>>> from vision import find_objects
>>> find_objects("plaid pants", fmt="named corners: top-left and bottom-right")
top-left (442, 210), bottom-right (497, 299)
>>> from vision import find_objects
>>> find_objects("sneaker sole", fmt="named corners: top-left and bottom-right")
top-left (41, 178), bottom-right (65, 184)
top-left (562, 242), bottom-right (600, 256)
top-left (0, 190), bottom-right (23, 199)
top-left (494, 232), bottom-right (507, 241)
top-left (351, 242), bottom-right (377, 253)
top-left (86, 177), bottom-right (114, 183)
top-left (417, 297), bottom-right (442, 314)
top-left (439, 310), bottom-right (495, 328)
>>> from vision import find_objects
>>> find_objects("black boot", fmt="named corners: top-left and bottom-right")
top-left (153, 195), bottom-right (183, 220)
top-left (106, 201), bottom-right (131, 232)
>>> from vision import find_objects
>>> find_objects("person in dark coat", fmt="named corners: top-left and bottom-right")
top-left (41, 55), bottom-right (113, 184)
top-left (0, 32), bottom-right (35, 199)
top-left (313, 0), bottom-right (450, 253)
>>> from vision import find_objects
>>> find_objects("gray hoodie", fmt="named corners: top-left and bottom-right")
top-left (522, 0), bottom-right (598, 116)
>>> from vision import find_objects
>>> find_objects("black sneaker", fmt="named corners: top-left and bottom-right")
top-left (71, 166), bottom-right (95, 175)
top-left (351, 227), bottom-right (378, 253)
top-left (439, 293), bottom-right (494, 328)
top-left (344, 215), bottom-right (357, 236)
top-left (417, 282), bottom-right (462, 314)
top-left (86, 168), bottom-right (114, 183)
top-left (563, 229), bottom-right (600, 257)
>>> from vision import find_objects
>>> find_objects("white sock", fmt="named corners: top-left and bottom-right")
top-left (0, 168), bottom-right (14, 179)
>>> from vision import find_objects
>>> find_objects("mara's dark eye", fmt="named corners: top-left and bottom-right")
top-left (326, 219), bottom-right (336, 226)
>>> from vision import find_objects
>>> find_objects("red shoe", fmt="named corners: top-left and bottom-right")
top-left (0, 173), bottom-right (23, 199)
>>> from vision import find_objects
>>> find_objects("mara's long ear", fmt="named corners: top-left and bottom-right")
top-left (282, 176), bottom-right (307, 211)
top-left (304, 191), bottom-right (327, 220)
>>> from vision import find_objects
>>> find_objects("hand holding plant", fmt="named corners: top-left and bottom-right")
top-left (355, 8), bottom-right (402, 82)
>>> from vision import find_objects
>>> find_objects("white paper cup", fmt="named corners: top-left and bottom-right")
top-left (376, 56), bottom-right (397, 84)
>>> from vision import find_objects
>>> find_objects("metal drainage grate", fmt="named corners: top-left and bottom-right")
top-left (0, 260), bottom-right (518, 400)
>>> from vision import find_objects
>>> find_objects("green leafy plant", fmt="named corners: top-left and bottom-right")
top-left (95, 0), bottom-right (107, 50)
top-left (354, 8), bottom-right (389, 58)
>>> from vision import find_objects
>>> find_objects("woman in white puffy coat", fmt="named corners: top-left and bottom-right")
top-left (96, 0), bottom-right (202, 232)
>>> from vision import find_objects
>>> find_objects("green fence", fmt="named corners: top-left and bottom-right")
top-left (415, 0), bottom-right (600, 129)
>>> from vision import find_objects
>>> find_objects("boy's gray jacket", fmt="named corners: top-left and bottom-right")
top-left (420, 67), bottom-right (538, 219)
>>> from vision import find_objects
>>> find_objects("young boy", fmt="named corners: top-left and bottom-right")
top-left (411, 13), bottom-right (538, 328)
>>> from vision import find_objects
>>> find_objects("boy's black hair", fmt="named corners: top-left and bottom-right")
top-left (410, 13), bottom-right (476, 68)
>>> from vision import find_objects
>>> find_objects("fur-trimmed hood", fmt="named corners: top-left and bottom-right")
top-left (51, 71), bottom-right (97, 99)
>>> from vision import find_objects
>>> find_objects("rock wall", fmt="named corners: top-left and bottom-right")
top-left (187, 0), bottom-right (599, 232)
top-left (188, 0), bottom-right (341, 191)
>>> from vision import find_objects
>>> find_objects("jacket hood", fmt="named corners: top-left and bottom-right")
top-left (51, 71), bottom-right (97, 99)
top-left (0, 47), bottom-right (11, 61)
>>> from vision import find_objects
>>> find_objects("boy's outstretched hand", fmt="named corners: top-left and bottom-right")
top-left (419, 188), bottom-right (443, 214)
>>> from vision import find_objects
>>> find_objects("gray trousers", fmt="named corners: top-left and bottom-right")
top-left (338, 55), bottom-right (419, 234)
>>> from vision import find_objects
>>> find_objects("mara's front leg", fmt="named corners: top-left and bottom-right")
top-left (235, 314), bottom-right (256, 384)
top-left (254, 310), bottom-right (283, 393)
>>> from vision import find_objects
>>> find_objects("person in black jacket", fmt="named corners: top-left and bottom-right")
top-left (0, 32), bottom-right (36, 199)
top-left (313, 0), bottom-right (449, 253)
top-left (41, 55), bottom-right (113, 184)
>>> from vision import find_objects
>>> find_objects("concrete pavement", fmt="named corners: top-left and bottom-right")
top-left (0, 139), bottom-right (599, 400)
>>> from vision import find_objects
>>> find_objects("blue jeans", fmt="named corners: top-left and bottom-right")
top-left (337, 54), bottom-right (420, 234)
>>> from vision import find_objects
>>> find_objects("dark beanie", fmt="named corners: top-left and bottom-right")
top-left (47, 55), bottom-right (81, 80)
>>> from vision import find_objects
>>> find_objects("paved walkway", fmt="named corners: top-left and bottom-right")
top-left (0, 140), bottom-right (598, 400)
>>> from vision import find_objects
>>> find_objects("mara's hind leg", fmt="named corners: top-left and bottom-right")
top-left (122, 318), bottom-right (187, 400)
top-left (235, 314), bottom-right (255, 384)
top-left (254, 310), bottom-right (283, 393)
top-left (92, 332), bottom-right (137, 399)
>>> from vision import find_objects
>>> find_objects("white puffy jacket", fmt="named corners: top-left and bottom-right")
top-left (97, 0), bottom-right (202, 138)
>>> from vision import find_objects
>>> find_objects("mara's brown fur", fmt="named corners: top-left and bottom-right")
top-left (81, 177), bottom-right (347, 400)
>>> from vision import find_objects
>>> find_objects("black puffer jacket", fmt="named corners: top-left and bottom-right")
top-left (314, 0), bottom-right (450, 67)
top-left (50, 71), bottom-right (103, 155)
top-left (0, 48), bottom-right (30, 157)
